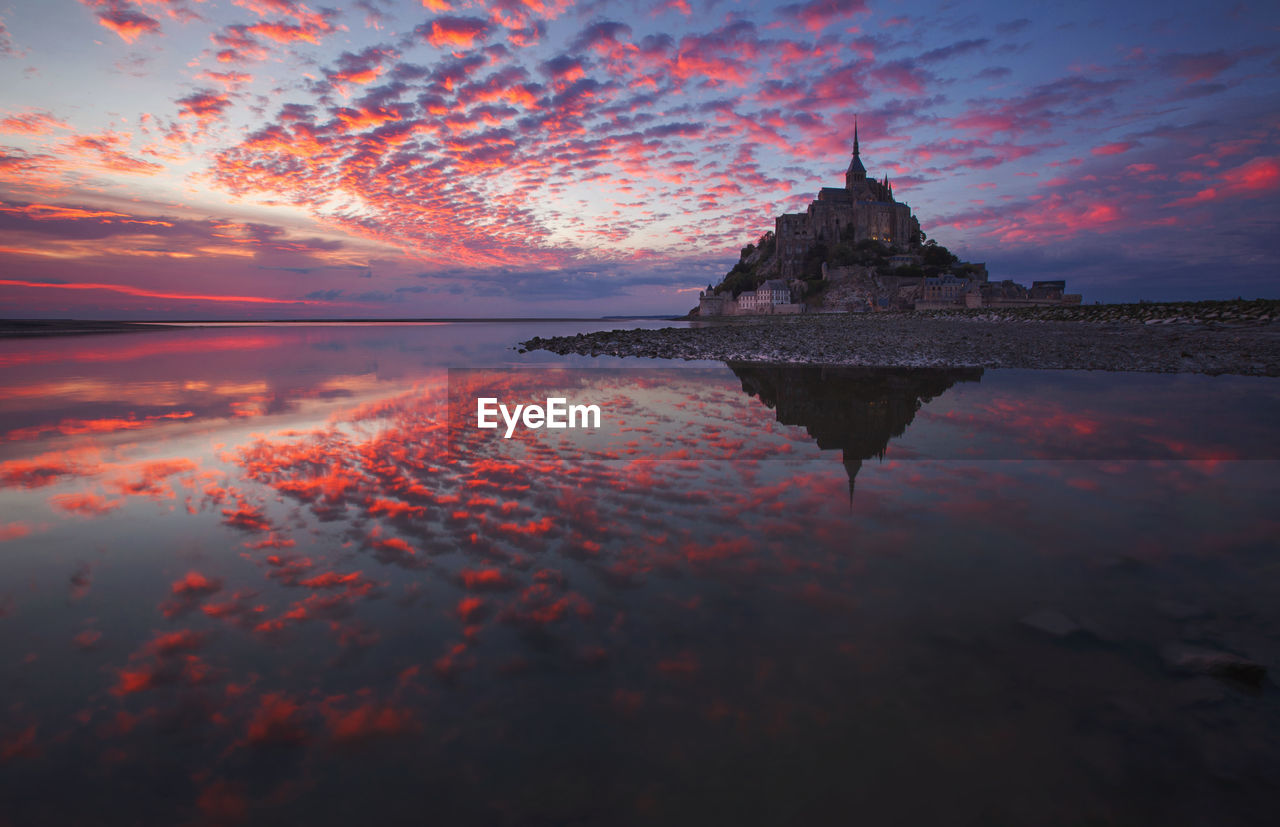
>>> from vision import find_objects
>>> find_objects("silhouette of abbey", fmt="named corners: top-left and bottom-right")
top-left (776, 120), bottom-right (919, 279)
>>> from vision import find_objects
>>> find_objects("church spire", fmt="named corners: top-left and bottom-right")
top-left (846, 114), bottom-right (866, 186)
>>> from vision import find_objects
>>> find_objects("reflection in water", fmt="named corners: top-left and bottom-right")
top-left (730, 364), bottom-right (983, 494)
top-left (0, 324), bottom-right (1278, 826)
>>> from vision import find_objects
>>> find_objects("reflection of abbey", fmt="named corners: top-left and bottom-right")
top-left (697, 122), bottom-right (1081, 316)
top-left (730, 364), bottom-right (984, 499)
top-left (776, 123), bottom-right (919, 279)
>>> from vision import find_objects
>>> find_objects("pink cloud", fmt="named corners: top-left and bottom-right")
top-left (80, 1), bottom-right (162, 44)
top-left (1166, 156), bottom-right (1280, 208)
top-left (1091, 141), bottom-right (1135, 156)
top-left (778, 0), bottom-right (869, 33)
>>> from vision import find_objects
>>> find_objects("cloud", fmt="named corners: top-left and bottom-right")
top-left (1157, 50), bottom-right (1239, 83)
top-left (326, 46), bottom-right (396, 92)
top-left (56, 129), bottom-right (164, 175)
top-left (0, 15), bottom-right (21, 56)
top-left (1091, 141), bottom-right (1136, 156)
top-left (777, 0), bottom-right (869, 32)
top-left (0, 278), bottom-right (321, 305)
top-left (949, 75), bottom-right (1130, 136)
top-left (79, 1), bottom-right (162, 44)
top-left (194, 69), bottom-right (253, 90)
top-left (1166, 156), bottom-right (1280, 207)
top-left (176, 89), bottom-right (233, 126)
top-left (920, 38), bottom-right (988, 64)
top-left (418, 16), bottom-right (493, 50)
top-left (995, 18), bottom-right (1031, 36)
top-left (0, 111), bottom-right (71, 135)
top-left (4, 0), bottom-right (1279, 313)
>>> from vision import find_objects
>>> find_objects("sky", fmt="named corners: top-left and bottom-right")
top-left (0, 0), bottom-right (1277, 318)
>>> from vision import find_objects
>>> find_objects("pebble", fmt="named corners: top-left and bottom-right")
top-left (1161, 644), bottom-right (1268, 685)
top-left (1020, 608), bottom-right (1086, 639)
top-left (522, 315), bottom-right (1280, 376)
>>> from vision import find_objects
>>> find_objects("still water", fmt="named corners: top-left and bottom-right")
top-left (1, 322), bottom-right (1278, 825)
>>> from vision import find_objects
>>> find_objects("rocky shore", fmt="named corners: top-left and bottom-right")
top-left (521, 301), bottom-right (1280, 376)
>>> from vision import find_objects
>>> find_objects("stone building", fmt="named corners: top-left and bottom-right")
top-left (699, 278), bottom-right (800, 316)
top-left (757, 279), bottom-right (790, 305)
top-left (776, 122), bottom-right (920, 279)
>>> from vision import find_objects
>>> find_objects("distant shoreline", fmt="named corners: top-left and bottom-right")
top-left (0, 319), bottom-right (178, 338)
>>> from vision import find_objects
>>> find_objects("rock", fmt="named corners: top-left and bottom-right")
top-left (1020, 608), bottom-right (1085, 639)
top-left (518, 313), bottom-right (1280, 376)
top-left (1155, 599), bottom-right (1211, 621)
top-left (1170, 676), bottom-right (1227, 707)
top-left (1161, 644), bottom-right (1267, 685)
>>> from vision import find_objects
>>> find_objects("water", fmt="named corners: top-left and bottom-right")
top-left (1, 322), bottom-right (1278, 825)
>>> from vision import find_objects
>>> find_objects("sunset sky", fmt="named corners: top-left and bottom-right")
top-left (1, 0), bottom-right (1277, 318)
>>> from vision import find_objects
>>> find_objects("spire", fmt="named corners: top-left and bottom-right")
top-left (846, 114), bottom-right (866, 185)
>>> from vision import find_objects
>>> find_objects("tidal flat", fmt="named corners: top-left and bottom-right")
top-left (2, 321), bottom-right (1278, 826)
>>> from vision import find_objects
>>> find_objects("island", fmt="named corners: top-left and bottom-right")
top-left (521, 126), bottom-right (1279, 376)
top-left (694, 123), bottom-right (1081, 317)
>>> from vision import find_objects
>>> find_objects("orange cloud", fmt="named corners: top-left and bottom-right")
top-left (176, 90), bottom-right (233, 125)
top-left (424, 16), bottom-right (491, 49)
top-left (80, 1), bottom-right (162, 43)
top-left (0, 111), bottom-right (71, 135)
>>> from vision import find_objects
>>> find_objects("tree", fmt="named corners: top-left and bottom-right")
top-left (828, 242), bottom-right (857, 267)
top-left (921, 239), bottom-right (958, 267)
top-left (802, 242), bottom-right (828, 280)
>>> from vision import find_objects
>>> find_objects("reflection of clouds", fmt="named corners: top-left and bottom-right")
top-left (2, 411), bottom-right (195, 442)
top-left (51, 491), bottom-right (123, 516)
top-left (1, 351), bottom-right (1279, 821)
top-left (916, 378), bottom-right (1280, 460)
top-left (160, 572), bottom-right (223, 619)
top-left (106, 458), bottom-right (198, 500)
top-left (0, 521), bottom-right (34, 541)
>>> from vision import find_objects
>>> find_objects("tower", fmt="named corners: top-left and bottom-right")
top-left (845, 116), bottom-right (866, 187)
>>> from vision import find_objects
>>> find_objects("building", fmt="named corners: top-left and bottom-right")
top-left (757, 279), bottom-right (790, 305)
top-left (696, 119), bottom-right (1083, 317)
top-left (979, 279), bottom-right (1082, 307)
top-left (697, 279), bottom-right (801, 316)
top-left (916, 274), bottom-right (969, 309)
top-left (776, 121), bottom-right (920, 279)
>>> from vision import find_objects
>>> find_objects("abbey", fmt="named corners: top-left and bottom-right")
top-left (775, 121), bottom-right (919, 279)
top-left (696, 122), bottom-right (1081, 317)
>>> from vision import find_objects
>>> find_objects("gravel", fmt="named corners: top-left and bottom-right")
top-left (520, 312), bottom-right (1280, 376)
